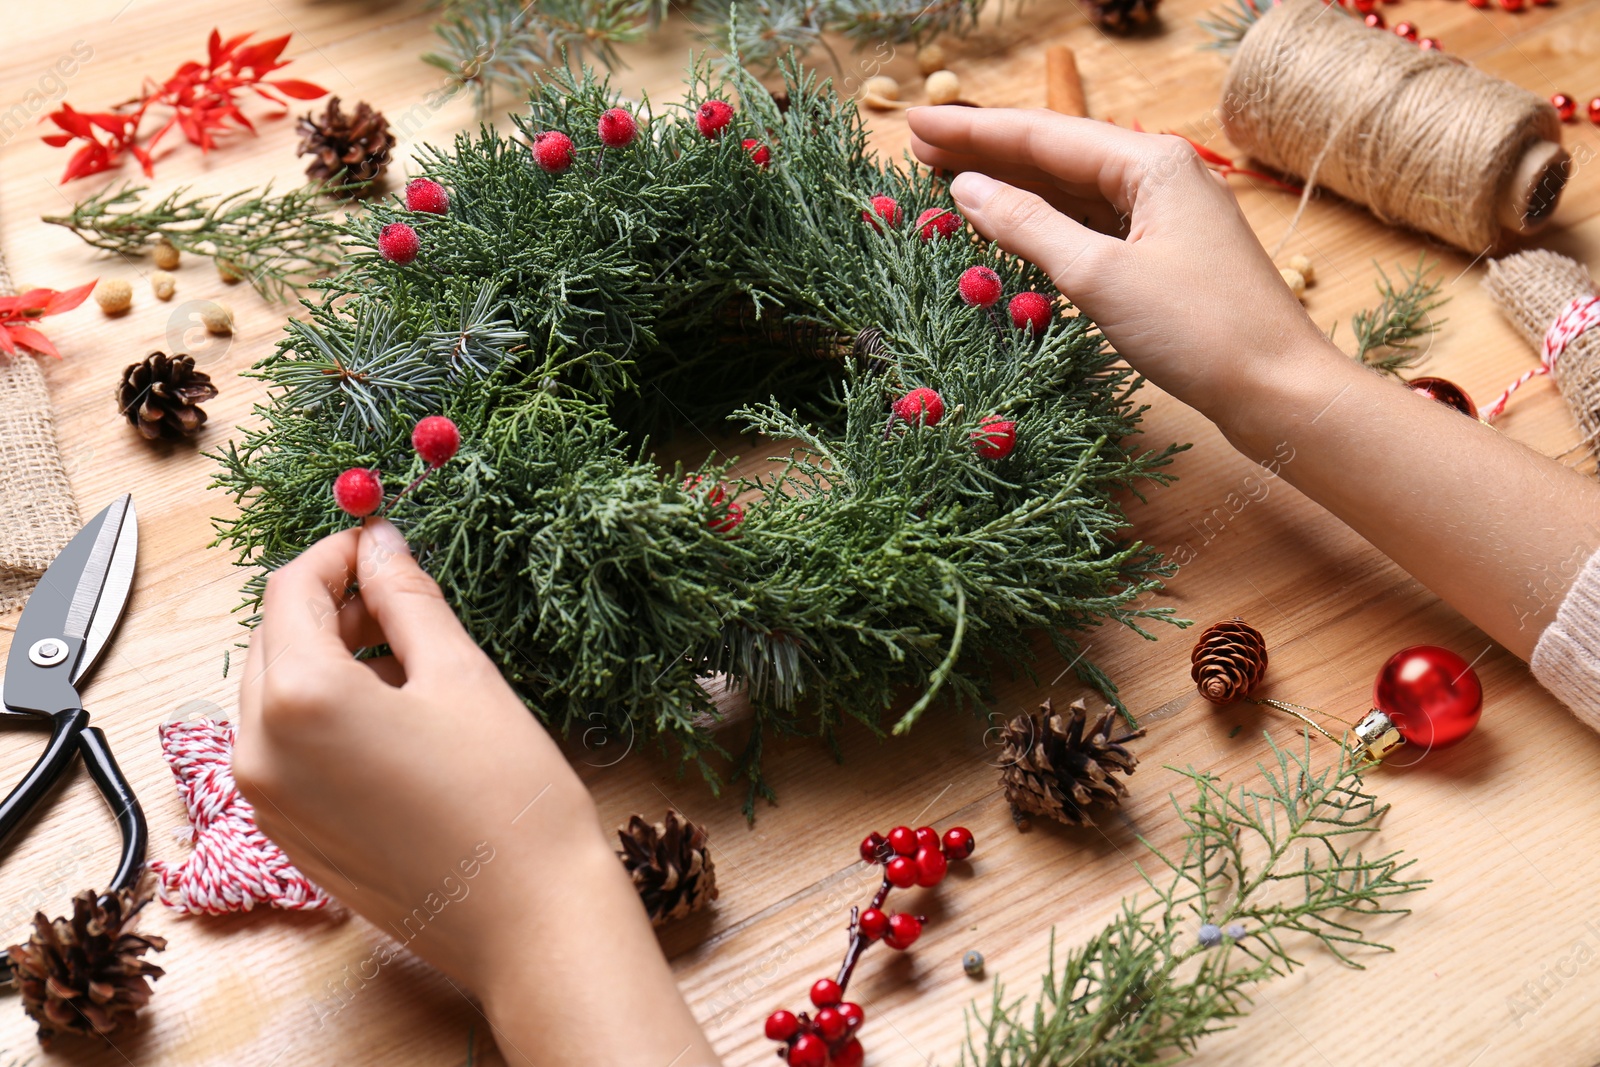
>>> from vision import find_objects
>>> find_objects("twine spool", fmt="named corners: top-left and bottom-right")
top-left (1220, 0), bottom-right (1568, 253)
top-left (1482, 250), bottom-right (1600, 452)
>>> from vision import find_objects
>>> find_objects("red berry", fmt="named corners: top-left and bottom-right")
top-left (765, 1010), bottom-right (800, 1041)
top-left (883, 912), bottom-right (922, 949)
top-left (892, 388), bottom-right (945, 427)
top-left (598, 107), bottom-right (638, 148)
top-left (859, 832), bottom-right (887, 863)
top-left (1498, 0), bottom-right (1523, 9)
top-left (914, 845), bottom-right (948, 887)
top-left (916, 206), bottom-right (962, 241)
top-left (1363, 10), bottom-right (1385, 27)
top-left (1553, 93), bottom-right (1577, 122)
top-left (913, 826), bottom-right (939, 851)
top-left (838, 1002), bottom-right (865, 1029)
top-left (1392, 21), bottom-right (1417, 40)
top-left (412, 415), bottom-right (460, 468)
top-left (862, 194), bottom-right (902, 232)
top-left (788, 1034), bottom-right (827, 1067)
top-left (532, 130), bottom-right (575, 173)
top-left (333, 468), bottom-right (383, 517)
top-left (1467, 0), bottom-right (1487, 7)
top-left (942, 825), bottom-right (975, 860)
top-left (810, 978), bottom-right (843, 1008)
top-left (1352, 0), bottom-right (1374, 11)
top-left (404, 178), bottom-right (449, 214)
top-left (697, 99), bottom-right (734, 138)
top-left (1417, 37), bottom-right (1443, 51)
top-left (958, 265), bottom-right (1003, 307)
top-left (377, 222), bottom-right (419, 265)
top-left (858, 908), bottom-right (889, 940)
top-left (742, 138), bottom-right (771, 168)
top-left (886, 826), bottom-right (918, 855)
top-left (815, 1007), bottom-right (847, 1041)
top-left (832, 1038), bottom-right (864, 1067)
top-left (885, 856), bottom-right (918, 888)
top-left (971, 415), bottom-right (1018, 460)
top-left (1589, 97), bottom-right (1600, 125)
top-left (710, 500), bottom-right (745, 535)
top-left (1008, 291), bottom-right (1054, 332)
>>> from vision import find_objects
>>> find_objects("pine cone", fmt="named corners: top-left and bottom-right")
top-left (1191, 618), bottom-right (1268, 704)
top-left (617, 810), bottom-right (718, 926)
top-left (297, 97), bottom-right (395, 194)
top-left (852, 326), bottom-right (890, 374)
top-left (1084, 0), bottom-right (1160, 32)
top-left (117, 352), bottom-right (217, 441)
top-left (5, 888), bottom-right (166, 1044)
top-left (998, 698), bottom-right (1144, 828)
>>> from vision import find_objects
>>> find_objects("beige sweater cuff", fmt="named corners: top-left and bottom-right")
top-left (1532, 545), bottom-right (1600, 728)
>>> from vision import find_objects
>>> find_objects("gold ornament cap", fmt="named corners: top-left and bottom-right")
top-left (1352, 708), bottom-right (1404, 761)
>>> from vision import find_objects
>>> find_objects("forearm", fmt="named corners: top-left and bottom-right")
top-left (1210, 337), bottom-right (1600, 660)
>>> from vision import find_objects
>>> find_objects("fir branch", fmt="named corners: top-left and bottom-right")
top-left (42, 183), bottom-right (345, 303)
top-left (965, 737), bottom-right (1426, 1065)
top-left (1196, 0), bottom-right (1273, 52)
top-left (1345, 256), bottom-right (1449, 378)
top-left (694, 0), bottom-right (983, 71)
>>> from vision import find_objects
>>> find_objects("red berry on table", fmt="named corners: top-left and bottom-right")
top-left (1589, 97), bottom-right (1600, 125)
top-left (788, 1034), bottom-right (827, 1067)
top-left (885, 856), bottom-right (918, 888)
top-left (1008, 290), bottom-right (1054, 332)
top-left (886, 825), bottom-right (918, 855)
top-left (958, 265), bottom-right (1003, 307)
top-left (815, 1007), bottom-right (847, 1041)
top-left (859, 831), bottom-right (887, 863)
top-left (1417, 37), bottom-right (1443, 51)
top-left (1352, 0), bottom-right (1375, 12)
top-left (404, 178), bottom-right (449, 214)
top-left (1467, 0), bottom-right (1487, 7)
top-left (696, 99), bottom-right (734, 138)
top-left (942, 825), bottom-right (975, 860)
top-left (832, 1038), bottom-right (865, 1067)
top-left (810, 978), bottom-right (843, 1007)
top-left (859, 907), bottom-right (890, 939)
top-left (893, 388), bottom-right (945, 427)
top-left (532, 130), bottom-right (575, 173)
top-left (765, 1010), bottom-right (800, 1041)
top-left (1552, 93), bottom-right (1577, 122)
top-left (913, 826), bottom-right (940, 851)
top-left (741, 138), bottom-right (771, 167)
top-left (377, 222), bottom-right (419, 265)
top-left (971, 415), bottom-right (1018, 460)
top-left (916, 206), bottom-right (962, 241)
top-left (1363, 10), bottom-right (1385, 28)
top-left (1392, 21), bottom-right (1417, 41)
top-left (914, 845), bottom-right (948, 887)
top-left (883, 912), bottom-right (923, 949)
top-left (839, 1002), bottom-right (865, 1029)
top-left (1498, 0), bottom-right (1523, 9)
top-left (598, 107), bottom-right (638, 148)
top-left (333, 467), bottom-right (383, 517)
top-left (862, 194), bottom-right (902, 232)
top-left (412, 415), bottom-right (461, 467)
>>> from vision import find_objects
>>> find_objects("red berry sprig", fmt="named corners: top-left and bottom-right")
top-left (861, 195), bottom-right (902, 233)
top-left (532, 130), bottom-right (575, 173)
top-left (405, 177), bottom-right (450, 214)
top-left (683, 474), bottom-right (745, 535)
top-left (696, 99), bottom-right (734, 139)
top-left (333, 415), bottom-right (461, 517)
top-left (597, 107), bottom-right (638, 148)
top-left (892, 387), bottom-right (945, 427)
top-left (378, 222), bottom-right (420, 265)
top-left (764, 824), bottom-right (975, 1066)
top-left (916, 206), bottom-right (962, 241)
top-left (742, 138), bottom-right (772, 168)
top-left (958, 265), bottom-right (1003, 308)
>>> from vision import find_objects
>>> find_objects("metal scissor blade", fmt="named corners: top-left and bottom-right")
top-left (75, 496), bottom-right (137, 685)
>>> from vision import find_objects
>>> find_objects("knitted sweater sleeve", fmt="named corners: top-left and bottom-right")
top-left (1532, 545), bottom-right (1600, 726)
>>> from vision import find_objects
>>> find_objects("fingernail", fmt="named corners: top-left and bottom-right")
top-left (363, 517), bottom-right (412, 559)
top-left (950, 171), bottom-right (1000, 210)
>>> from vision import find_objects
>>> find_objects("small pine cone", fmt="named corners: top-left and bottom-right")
top-left (1084, 0), bottom-right (1160, 32)
top-left (118, 352), bottom-right (218, 441)
top-left (852, 326), bottom-right (889, 374)
top-left (6, 887), bottom-right (166, 1044)
top-left (998, 698), bottom-right (1145, 828)
top-left (617, 810), bottom-right (718, 926)
top-left (1190, 618), bottom-right (1268, 703)
top-left (297, 97), bottom-right (395, 194)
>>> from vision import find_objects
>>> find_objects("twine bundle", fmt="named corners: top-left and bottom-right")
top-left (1220, 0), bottom-right (1567, 254)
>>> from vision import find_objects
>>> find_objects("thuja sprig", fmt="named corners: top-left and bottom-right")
top-left (963, 737), bottom-right (1426, 1066)
top-left (1345, 256), bottom-right (1449, 378)
top-left (42, 182), bottom-right (346, 303)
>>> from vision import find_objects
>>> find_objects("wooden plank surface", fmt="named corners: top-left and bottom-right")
top-left (3, 1), bottom-right (1600, 1064)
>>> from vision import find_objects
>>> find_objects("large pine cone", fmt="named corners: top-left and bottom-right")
top-left (1191, 618), bottom-right (1268, 704)
top-left (617, 810), bottom-right (718, 927)
top-left (5, 888), bottom-right (166, 1044)
top-left (297, 97), bottom-right (395, 193)
top-left (998, 698), bottom-right (1145, 828)
top-left (1084, 0), bottom-right (1160, 32)
top-left (117, 351), bottom-right (218, 441)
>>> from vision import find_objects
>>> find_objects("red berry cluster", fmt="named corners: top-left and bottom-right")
top-left (333, 415), bottom-right (462, 518)
top-left (860, 195), bottom-right (965, 242)
top-left (764, 825), bottom-right (975, 1066)
top-left (890, 388), bottom-right (1019, 461)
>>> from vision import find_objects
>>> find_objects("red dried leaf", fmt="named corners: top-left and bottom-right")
top-left (5, 324), bottom-right (62, 359)
top-left (41, 133), bottom-right (73, 147)
top-left (41, 282), bottom-right (96, 316)
top-left (235, 34), bottom-right (292, 72)
top-left (266, 78), bottom-right (327, 100)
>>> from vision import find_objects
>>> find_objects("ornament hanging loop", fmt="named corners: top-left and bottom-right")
top-left (1249, 698), bottom-right (1405, 763)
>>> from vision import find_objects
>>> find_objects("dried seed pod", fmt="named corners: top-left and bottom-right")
top-left (95, 278), bottom-right (133, 315)
top-left (216, 259), bottom-right (242, 284)
top-left (925, 70), bottom-right (962, 107)
top-left (917, 42), bottom-right (948, 75)
top-left (1279, 267), bottom-right (1306, 299)
top-left (861, 75), bottom-right (906, 110)
top-left (151, 271), bottom-right (176, 301)
top-left (1287, 253), bottom-right (1314, 285)
top-left (152, 236), bottom-right (180, 270)
top-left (199, 301), bottom-right (234, 335)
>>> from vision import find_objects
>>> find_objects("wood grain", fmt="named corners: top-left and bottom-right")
top-left (2, 1), bottom-right (1600, 1064)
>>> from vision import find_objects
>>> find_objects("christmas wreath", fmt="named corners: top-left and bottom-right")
top-left (215, 59), bottom-right (1185, 809)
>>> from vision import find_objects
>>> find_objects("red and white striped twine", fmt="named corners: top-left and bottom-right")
top-left (148, 718), bottom-right (331, 915)
top-left (1481, 294), bottom-right (1600, 422)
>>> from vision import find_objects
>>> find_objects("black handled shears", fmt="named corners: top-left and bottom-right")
top-left (0, 495), bottom-right (147, 968)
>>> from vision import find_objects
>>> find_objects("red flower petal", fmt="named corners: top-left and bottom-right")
top-left (8, 325), bottom-right (61, 359)
top-left (41, 133), bottom-right (73, 147)
top-left (42, 282), bottom-right (96, 316)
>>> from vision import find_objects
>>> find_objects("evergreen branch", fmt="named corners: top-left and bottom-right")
top-left (1196, 0), bottom-right (1273, 52)
top-left (1345, 256), bottom-right (1449, 378)
top-left (41, 183), bottom-right (345, 303)
top-left (964, 737), bottom-right (1426, 1065)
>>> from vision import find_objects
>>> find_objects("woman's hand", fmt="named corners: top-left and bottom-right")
top-left (234, 519), bottom-right (719, 1066)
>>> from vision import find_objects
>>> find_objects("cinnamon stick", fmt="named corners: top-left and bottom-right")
top-left (1045, 46), bottom-right (1087, 117)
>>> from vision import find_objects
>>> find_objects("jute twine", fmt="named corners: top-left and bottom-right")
top-left (0, 250), bottom-right (81, 614)
top-left (1483, 250), bottom-right (1600, 454)
top-left (1221, 0), bottom-right (1560, 254)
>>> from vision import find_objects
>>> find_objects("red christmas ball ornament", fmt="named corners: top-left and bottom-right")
top-left (532, 130), bottom-right (575, 173)
top-left (839, 1002), bottom-right (865, 1029)
top-left (765, 1010), bottom-right (800, 1041)
top-left (883, 913), bottom-right (922, 950)
top-left (832, 1039), bottom-right (865, 1067)
top-left (1373, 645), bottom-right (1483, 749)
top-left (1008, 290), bottom-right (1054, 332)
top-left (859, 831), bottom-right (887, 863)
top-left (858, 907), bottom-right (889, 940)
top-left (412, 415), bottom-right (461, 467)
top-left (916, 206), bottom-right (962, 241)
top-left (971, 415), bottom-right (1018, 460)
top-left (1552, 93), bottom-right (1578, 122)
top-left (1588, 97), bottom-right (1600, 125)
top-left (810, 978), bottom-right (843, 1008)
top-left (1417, 37), bottom-right (1443, 51)
top-left (893, 387), bottom-right (945, 427)
top-left (696, 99), bottom-right (734, 138)
top-left (913, 846), bottom-right (948, 887)
top-left (862, 194), bottom-right (902, 232)
top-left (741, 138), bottom-right (771, 168)
top-left (597, 107), bottom-right (638, 148)
top-left (1392, 21), bottom-right (1418, 41)
top-left (1363, 10), bottom-right (1386, 28)
top-left (958, 265), bottom-right (1003, 308)
top-left (333, 467), bottom-right (383, 517)
top-left (1409, 376), bottom-right (1478, 419)
top-left (885, 856), bottom-right (918, 888)
top-left (377, 222), bottom-right (419, 265)
top-left (788, 1034), bottom-right (827, 1067)
top-left (404, 178), bottom-right (449, 214)
top-left (815, 1007), bottom-right (848, 1042)
top-left (942, 825), bottom-right (975, 860)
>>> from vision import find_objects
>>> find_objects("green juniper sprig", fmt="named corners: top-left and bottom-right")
top-left (966, 736), bottom-right (1426, 1065)
top-left (1345, 256), bottom-right (1449, 378)
top-left (42, 183), bottom-right (345, 303)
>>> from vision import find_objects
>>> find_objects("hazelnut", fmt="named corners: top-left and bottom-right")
top-left (95, 278), bottom-right (133, 315)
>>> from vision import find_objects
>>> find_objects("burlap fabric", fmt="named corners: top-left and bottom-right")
top-left (0, 249), bottom-right (81, 614)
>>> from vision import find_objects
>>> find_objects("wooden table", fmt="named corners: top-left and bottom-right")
top-left (3, 1), bottom-right (1599, 1064)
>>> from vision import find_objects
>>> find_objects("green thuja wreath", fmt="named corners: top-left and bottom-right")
top-left (213, 55), bottom-right (1188, 812)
